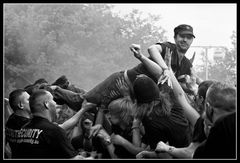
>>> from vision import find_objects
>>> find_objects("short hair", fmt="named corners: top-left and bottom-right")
top-left (24, 84), bottom-right (39, 95)
top-left (9, 89), bottom-right (26, 112)
top-left (206, 82), bottom-right (236, 112)
top-left (108, 97), bottom-right (135, 126)
top-left (33, 78), bottom-right (48, 85)
top-left (29, 89), bottom-right (49, 113)
top-left (198, 80), bottom-right (215, 100)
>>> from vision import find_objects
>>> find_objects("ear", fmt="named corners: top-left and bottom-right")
top-left (205, 102), bottom-right (214, 123)
top-left (44, 101), bottom-right (49, 110)
top-left (18, 101), bottom-right (24, 110)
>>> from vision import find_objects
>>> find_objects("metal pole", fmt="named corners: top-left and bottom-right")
top-left (205, 47), bottom-right (208, 80)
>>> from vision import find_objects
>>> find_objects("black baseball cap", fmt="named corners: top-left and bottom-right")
top-left (174, 24), bottom-right (195, 38)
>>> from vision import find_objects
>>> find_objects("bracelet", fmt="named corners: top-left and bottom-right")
top-left (131, 126), bottom-right (140, 130)
top-left (162, 68), bottom-right (169, 74)
top-left (168, 146), bottom-right (174, 153)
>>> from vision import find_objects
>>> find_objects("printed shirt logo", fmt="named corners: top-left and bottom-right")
top-left (5, 127), bottom-right (43, 144)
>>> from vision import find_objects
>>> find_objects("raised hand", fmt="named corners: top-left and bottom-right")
top-left (164, 47), bottom-right (172, 69)
top-left (96, 129), bottom-right (111, 145)
top-left (129, 44), bottom-right (144, 60)
top-left (157, 47), bottom-right (173, 88)
top-left (155, 141), bottom-right (170, 153)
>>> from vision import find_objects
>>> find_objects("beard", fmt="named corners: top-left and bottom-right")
top-left (176, 42), bottom-right (190, 53)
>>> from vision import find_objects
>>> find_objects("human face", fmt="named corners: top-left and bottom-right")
top-left (45, 91), bottom-right (57, 122)
top-left (82, 118), bottom-right (93, 131)
top-left (19, 92), bottom-right (31, 114)
top-left (108, 114), bottom-right (120, 126)
top-left (174, 34), bottom-right (194, 53)
top-left (194, 94), bottom-right (204, 109)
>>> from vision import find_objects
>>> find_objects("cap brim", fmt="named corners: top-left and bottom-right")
top-left (179, 31), bottom-right (195, 38)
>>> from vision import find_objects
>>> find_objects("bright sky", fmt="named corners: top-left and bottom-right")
top-left (111, 3), bottom-right (236, 67)
top-left (111, 3), bottom-right (236, 48)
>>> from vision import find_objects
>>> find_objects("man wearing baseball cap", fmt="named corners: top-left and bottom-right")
top-left (147, 24), bottom-right (202, 94)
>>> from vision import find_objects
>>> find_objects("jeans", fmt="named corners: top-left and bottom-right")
top-left (84, 71), bottom-right (126, 107)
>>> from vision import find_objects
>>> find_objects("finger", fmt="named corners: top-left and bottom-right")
top-left (178, 75), bottom-right (185, 79)
top-left (158, 75), bottom-right (165, 84)
top-left (168, 79), bottom-right (172, 88)
top-left (170, 80), bottom-right (173, 89)
top-left (92, 129), bottom-right (99, 137)
top-left (161, 77), bottom-right (168, 84)
top-left (130, 47), bottom-right (137, 53)
top-left (88, 130), bottom-right (93, 139)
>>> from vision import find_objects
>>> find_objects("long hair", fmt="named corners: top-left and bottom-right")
top-left (135, 90), bottom-right (172, 120)
top-left (108, 97), bottom-right (135, 126)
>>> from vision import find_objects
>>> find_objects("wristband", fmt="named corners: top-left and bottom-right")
top-left (131, 126), bottom-right (140, 130)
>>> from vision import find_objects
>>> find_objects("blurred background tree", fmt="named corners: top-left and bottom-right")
top-left (4, 4), bottom-right (236, 97)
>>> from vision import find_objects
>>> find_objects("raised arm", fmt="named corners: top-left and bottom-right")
top-left (164, 48), bottom-right (200, 127)
top-left (148, 44), bottom-right (169, 70)
top-left (130, 44), bottom-right (163, 79)
top-left (130, 44), bottom-right (199, 127)
top-left (59, 100), bottom-right (96, 131)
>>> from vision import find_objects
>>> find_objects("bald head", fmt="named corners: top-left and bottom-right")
top-left (29, 90), bottom-right (53, 113)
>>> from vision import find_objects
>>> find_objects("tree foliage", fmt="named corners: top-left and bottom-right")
top-left (194, 31), bottom-right (236, 87)
top-left (4, 4), bottom-right (166, 96)
top-left (207, 31), bottom-right (236, 86)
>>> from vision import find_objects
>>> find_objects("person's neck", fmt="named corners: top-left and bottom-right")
top-left (176, 49), bottom-right (187, 64)
top-left (15, 110), bottom-right (31, 119)
top-left (177, 49), bottom-right (186, 57)
top-left (213, 110), bottom-right (235, 124)
top-left (32, 112), bottom-right (51, 122)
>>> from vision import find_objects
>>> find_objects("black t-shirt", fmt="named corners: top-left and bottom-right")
top-left (12, 116), bottom-right (78, 159)
top-left (157, 42), bottom-right (193, 78)
top-left (141, 89), bottom-right (192, 149)
top-left (127, 42), bottom-right (193, 84)
top-left (111, 124), bottom-right (136, 159)
top-left (192, 117), bottom-right (207, 143)
top-left (5, 114), bottom-right (31, 130)
top-left (127, 59), bottom-right (158, 84)
top-left (5, 114), bottom-right (31, 158)
top-left (193, 112), bottom-right (236, 159)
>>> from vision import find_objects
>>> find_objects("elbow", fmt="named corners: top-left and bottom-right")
top-left (147, 45), bottom-right (157, 54)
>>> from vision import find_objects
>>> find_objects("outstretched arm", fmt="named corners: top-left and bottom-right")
top-left (130, 44), bottom-right (199, 127)
top-left (111, 134), bottom-right (146, 155)
top-left (164, 48), bottom-right (200, 127)
top-left (155, 141), bottom-right (200, 158)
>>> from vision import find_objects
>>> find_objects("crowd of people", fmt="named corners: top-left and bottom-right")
top-left (4, 24), bottom-right (236, 159)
